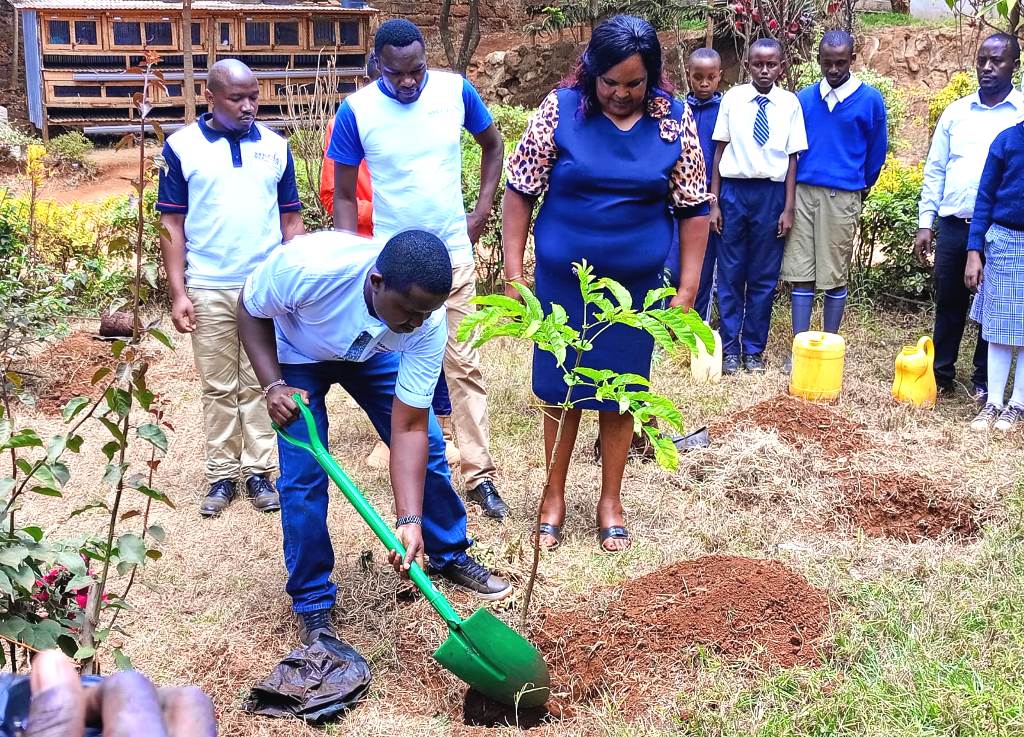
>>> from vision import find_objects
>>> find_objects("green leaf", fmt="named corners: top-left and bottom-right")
top-left (22, 618), bottom-right (62, 650)
top-left (472, 294), bottom-right (527, 312)
top-left (517, 282), bottom-right (545, 324)
top-left (46, 435), bottom-right (67, 462)
top-left (0, 570), bottom-right (13, 596)
top-left (137, 423), bottom-right (168, 452)
top-left (62, 396), bottom-right (91, 423)
top-left (146, 525), bottom-right (166, 542)
top-left (73, 645), bottom-right (96, 660)
top-left (595, 276), bottom-right (633, 311)
top-left (66, 574), bottom-right (96, 590)
top-left (105, 388), bottom-right (132, 418)
top-left (112, 647), bottom-right (134, 671)
top-left (20, 525), bottom-right (43, 542)
top-left (8, 428), bottom-right (43, 449)
top-left (117, 533), bottom-right (146, 565)
top-left (0, 419), bottom-right (10, 447)
top-left (0, 477), bottom-right (14, 498)
top-left (111, 340), bottom-right (127, 359)
top-left (28, 463), bottom-right (62, 496)
top-left (574, 367), bottom-right (615, 383)
top-left (101, 440), bottom-right (121, 461)
top-left (102, 463), bottom-right (128, 488)
top-left (651, 434), bottom-right (679, 471)
top-left (51, 462), bottom-right (70, 488)
top-left (66, 434), bottom-right (84, 453)
top-left (643, 286), bottom-right (676, 310)
top-left (0, 545), bottom-right (29, 567)
top-left (98, 417), bottom-right (126, 444)
top-left (0, 615), bottom-right (29, 639)
top-left (147, 327), bottom-right (174, 349)
top-left (133, 483), bottom-right (175, 509)
top-left (145, 549), bottom-right (163, 561)
top-left (69, 501), bottom-right (109, 519)
top-left (91, 367), bottom-right (112, 385)
top-left (56, 550), bottom-right (88, 575)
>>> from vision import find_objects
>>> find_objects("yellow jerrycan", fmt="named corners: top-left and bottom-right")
top-left (789, 331), bottom-right (846, 402)
top-left (892, 336), bottom-right (937, 409)
top-left (690, 329), bottom-right (722, 384)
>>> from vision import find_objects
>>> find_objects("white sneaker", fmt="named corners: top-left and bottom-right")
top-left (994, 404), bottom-right (1024, 433)
top-left (970, 403), bottom-right (1001, 433)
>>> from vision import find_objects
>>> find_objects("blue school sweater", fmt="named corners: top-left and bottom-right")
top-left (687, 92), bottom-right (721, 187)
top-left (967, 122), bottom-right (1024, 251)
top-left (796, 82), bottom-right (888, 192)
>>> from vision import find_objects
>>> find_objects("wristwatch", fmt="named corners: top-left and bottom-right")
top-left (396, 515), bottom-right (423, 528)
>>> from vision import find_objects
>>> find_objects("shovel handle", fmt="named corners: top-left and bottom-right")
top-left (274, 395), bottom-right (464, 630)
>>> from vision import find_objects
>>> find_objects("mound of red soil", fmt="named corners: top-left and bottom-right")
top-left (19, 331), bottom-right (159, 415)
top-left (534, 555), bottom-right (830, 714)
top-left (712, 394), bottom-right (868, 457)
top-left (837, 472), bottom-right (980, 542)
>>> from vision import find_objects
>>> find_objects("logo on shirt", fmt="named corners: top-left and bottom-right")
top-left (253, 151), bottom-right (281, 168)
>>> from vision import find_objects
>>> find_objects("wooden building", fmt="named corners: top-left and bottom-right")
top-left (11, 0), bottom-right (377, 137)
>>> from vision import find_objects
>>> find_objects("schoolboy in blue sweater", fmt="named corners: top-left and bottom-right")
top-left (781, 31), bottom-right (887, 352)
top-left (711, 38), bottom-right (807, 374)
top-left (665, 48), bottom-right (722, 322)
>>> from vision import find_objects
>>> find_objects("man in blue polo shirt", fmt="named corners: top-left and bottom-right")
top-left (328, 19), bottom-right (510, 522)
top-left (236, 229), bottom-right (512, 645)
top-left (157, 59), bottom-right (305, 517)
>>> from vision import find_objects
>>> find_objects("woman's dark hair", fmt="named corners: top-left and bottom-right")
top-left (561, 15), bottom-right (673, 116)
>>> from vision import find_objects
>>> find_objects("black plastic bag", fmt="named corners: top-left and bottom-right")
top-left (242, 636), bottom-right (372, 724)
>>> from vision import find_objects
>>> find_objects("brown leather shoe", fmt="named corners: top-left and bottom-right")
top-left (245, 474), bottom-right (281, 513)
top-left (199, 479), bottom-right (236, 517)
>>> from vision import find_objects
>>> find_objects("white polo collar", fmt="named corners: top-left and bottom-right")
top-left (819, 74), bottom-right (862, 104)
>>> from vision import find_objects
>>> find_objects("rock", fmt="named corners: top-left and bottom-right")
top-left (99, 311), bottom-right (135, 338)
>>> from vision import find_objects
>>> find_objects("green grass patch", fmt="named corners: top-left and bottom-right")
top-left (857, 11), bottom-right (926, 28)
top-left (670, 483), bottom-right (1024, 736)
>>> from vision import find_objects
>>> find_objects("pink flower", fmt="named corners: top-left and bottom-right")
top-left (768, 18), bottom-right (779, 30)
top-left (75, 591), bottom-right (89, 609)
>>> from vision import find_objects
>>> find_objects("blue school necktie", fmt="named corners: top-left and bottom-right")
top-left (343, 331), bottom-right (373, 361)
top-left (753, 95), bottom-right (770, 146)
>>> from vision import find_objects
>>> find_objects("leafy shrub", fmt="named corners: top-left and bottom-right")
top-left (45, 132), bottom-right (95, 173)
top-left (856, 156), bottom-right (930, 302)
top-left (928, 71), bottom-right (977, 131)
top-left (792, 63), bottom-right (905, 151)
top-left (462, 105), bottom-right (532, 294)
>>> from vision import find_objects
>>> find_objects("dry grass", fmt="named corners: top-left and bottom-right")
top-left (7, 301), bottom-right (1021, 736)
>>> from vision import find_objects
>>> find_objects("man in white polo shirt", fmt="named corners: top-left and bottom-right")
top-left (236, 229), bottom-right (512, 645)
top-left (158, 59), bottom-right (305, 517)
top-left (328, 19), bottom-right (509, 522)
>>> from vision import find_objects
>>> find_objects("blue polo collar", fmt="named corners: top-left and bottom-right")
top-left (198, 113), bottom-right (261, 143)
top-left (686, 91), bottom-right (722, 109)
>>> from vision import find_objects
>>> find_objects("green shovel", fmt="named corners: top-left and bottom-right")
top-left (274, 395), bottom-right (550, 708)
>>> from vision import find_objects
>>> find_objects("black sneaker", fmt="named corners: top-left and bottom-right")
top-left (245, 474), bottom-right (281, 513)
top-left (199, 479), bottom-right (236, 518)
top-left (723, 354), bottom-right (741, 376)
top-left (298, 608), bottom-right (337, 646)
top-left (972, 384), bottom-right (989, 408)
top-left (743, 353), bottom-right (767, 373)
top-left (434, 554), bottom-right (512, 601)
top-left (467, 480), bottom-right (509, 521)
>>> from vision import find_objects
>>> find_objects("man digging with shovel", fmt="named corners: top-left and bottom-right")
top-left (237, 229), bottom-right (512, 646)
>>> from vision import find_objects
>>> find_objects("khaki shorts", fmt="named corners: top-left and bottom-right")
top-left (781, 184), bottom-right (862, 289)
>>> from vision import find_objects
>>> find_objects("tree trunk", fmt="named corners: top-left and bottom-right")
top-left (182, 0), bottom-right (196, 124)
top-left (439, 0), bottom-right (482, 76)
top-left (10, 9), bottom-right (19, 91)
top-left (1010, 1), bottom-right (1021, 34)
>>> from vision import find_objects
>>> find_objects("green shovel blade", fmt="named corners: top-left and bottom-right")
top-left (434, 608), bottom-right (551, 708)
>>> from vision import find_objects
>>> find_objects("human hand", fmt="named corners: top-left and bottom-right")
top-left (389, 523), bottom-right (425, 577)
top-left (170, 294), bottom-right (196, 334)
top-left (266, 385), bottom-right (309, 427)
top-left (913, 228), bottom-right (934, 264)
top-left (777, 208), bottom-right (795, 238)
top-left (964, 251), bottom-right (984, 292)
top-left (26, 650), bottom-right (216, 737)
top-left (503, 278), bottom-right (526, 301)
top-left (709, 203), bottom-right (723, 235)
top-left (467, 209), bottom-right (491, 245)
top-left (669, 289), bottom-right (694, 311)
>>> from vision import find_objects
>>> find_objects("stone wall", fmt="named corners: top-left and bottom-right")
top-left (375, 0), bottom-right (528, 33)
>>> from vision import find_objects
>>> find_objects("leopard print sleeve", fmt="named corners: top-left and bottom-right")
top-left (669, 103), bottom-right (710, 211)
top-left (505, 90), bottom-right (559, 197)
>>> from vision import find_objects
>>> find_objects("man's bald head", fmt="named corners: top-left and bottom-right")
top-left (204, 58), bottom-right (260, 133)
top-left (207, 58), bottom-right (256, 93)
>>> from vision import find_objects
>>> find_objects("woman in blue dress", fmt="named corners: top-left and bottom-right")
top-left (502, 15), bottom-right (711, 552)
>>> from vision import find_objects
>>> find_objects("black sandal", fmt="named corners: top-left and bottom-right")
top-left (598, 525), bottom-right (632, 553)
top-left (535, 522), bottom-right (563, 551)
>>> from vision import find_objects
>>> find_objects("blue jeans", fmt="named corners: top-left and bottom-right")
top-left (278, 353), bottom-right (471, 613)
top-left (432, 371), bottom-right (452, 417)
top-left (717, 178), bottom-right (786, 356)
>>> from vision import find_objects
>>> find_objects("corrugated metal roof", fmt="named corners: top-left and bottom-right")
top-left (11, 0), bottom-right (375, 12)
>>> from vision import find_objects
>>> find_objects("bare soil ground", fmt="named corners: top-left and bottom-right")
top-left (5, 300), bottom-right (1015, 736)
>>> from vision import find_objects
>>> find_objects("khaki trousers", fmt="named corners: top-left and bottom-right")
top-left (188, 287), bottom-right (276, 483)
top-left (444, 264), bottom-right (496, 488)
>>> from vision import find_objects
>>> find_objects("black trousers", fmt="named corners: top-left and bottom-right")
top-left (933, 216), bottom-right (987, 389)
